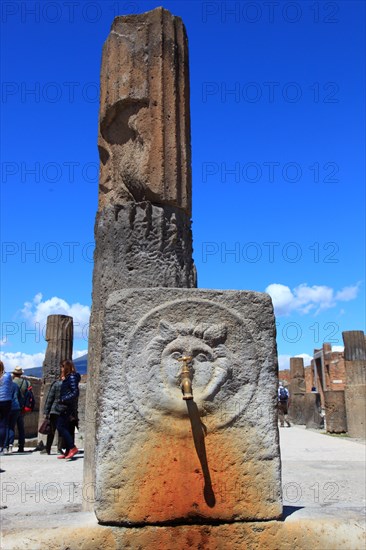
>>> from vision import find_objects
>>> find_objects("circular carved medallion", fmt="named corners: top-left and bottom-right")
top-left (124, 298), bottom-right (259, 433)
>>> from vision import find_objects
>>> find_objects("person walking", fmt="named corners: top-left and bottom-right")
top-left (12, 366), bottom-right (30, 452)
top-left (41, 378), bottom-right (63, 455)
top-left (56, 360), bottom-right (80, 461)
top-left (278, 382), bottom-right (291, 427)
top-left (4, 381), bottom-right (22, 453)
top-left (0, 361), bottom-right (13, 455)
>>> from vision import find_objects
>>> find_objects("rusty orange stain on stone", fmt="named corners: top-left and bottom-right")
top-left (112, 423), bottom-right (281, 524)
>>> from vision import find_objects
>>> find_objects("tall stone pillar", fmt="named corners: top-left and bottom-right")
top-left (343, 331), bottom-right (366, 439)
top-left (288, 357), bottom-right (306, 424)
top-left (39, 315), bottom-right (73, 430)
top-left (83, 8), bottom-right (197, 505)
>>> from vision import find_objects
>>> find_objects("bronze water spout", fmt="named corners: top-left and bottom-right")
top-left (177, 355), bottom-right (193, 400)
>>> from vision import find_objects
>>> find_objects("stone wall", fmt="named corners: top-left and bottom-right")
top-left (309, 345), bottom-right (346, 394)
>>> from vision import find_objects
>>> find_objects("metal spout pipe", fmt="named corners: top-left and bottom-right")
top-left (177, 355), bottom-right (193, 400)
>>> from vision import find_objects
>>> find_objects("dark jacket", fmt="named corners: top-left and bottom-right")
top-left (43, 380), bottom-right (62, 416)
top-left (10, 382), bottom-right (21, 411)
top-left (59, 373), bottom-right (81, 417)
top-left (13, 377), bottom-right (29, 407)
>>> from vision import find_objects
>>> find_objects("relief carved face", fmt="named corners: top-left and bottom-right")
top-left (124, 300), bottom-right (259, 433)
top-left (135, 320), bottom-right (235, 425)
top-left (160, 330), bottom-right (231, 403)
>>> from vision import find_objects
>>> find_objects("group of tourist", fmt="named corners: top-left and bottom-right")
top-left (0, 363), bottom-right (29, 454)
top-left (0, 359), bottom-right (80, 460)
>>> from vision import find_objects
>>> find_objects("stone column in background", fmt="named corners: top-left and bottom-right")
top-left (39, 315), bottom-right (73, 431)
top-left (304, 393), bottom-right (323, 429)
top-left (83, 8), bottom-right (197, 505)
top-left (42, 315), bottom-right (74, 382)
top-left (343, 331), bottom-right (366, 439)
top-left (288, 357), bottom-right (306, 424)
top-left (324, 391), bottom-right (347, 433)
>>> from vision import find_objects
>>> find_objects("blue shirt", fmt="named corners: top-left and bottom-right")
top-left (0, 372), bottom-right (13, 401)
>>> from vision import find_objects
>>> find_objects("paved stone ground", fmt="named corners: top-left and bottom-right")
top-left (0, 426), bottom-right (365, 542)
top-left (280, 426), bottom-right (365, 520)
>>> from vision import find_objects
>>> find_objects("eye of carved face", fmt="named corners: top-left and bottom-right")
top-left (165, 348), bottom-right (213, 364)
top-left (194, 352), bottom-right (212, 363)
top-left (170, 351), bottom-right (183, 361)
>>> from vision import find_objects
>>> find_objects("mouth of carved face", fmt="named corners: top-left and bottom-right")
top-left (161, 336), bottom-right (230, 401)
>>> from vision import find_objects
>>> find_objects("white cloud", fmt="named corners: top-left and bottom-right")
top-left (266, 284), bottom-right (294, 316)
top-left (335, 285), bottom-right (360, 301)
top-left (0, 349), bottom-right (88, 372)
top-left (73, 349), bottom-right (88, 359)
top-left (332, 345), bottom-right (344, 353)
top-left (266, 282), bottom-right (361, 317)
top-left (278, 355), bottom-right (291, 371)
top-left (21, 293), bottom-right (90, 339)
top-left (0, 352), bottom-right (45, 371)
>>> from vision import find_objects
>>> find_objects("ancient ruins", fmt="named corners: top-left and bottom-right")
top-left (10, 7), bottom-right (364, 549)
top-left (284, 332), bottom-right (366, 437)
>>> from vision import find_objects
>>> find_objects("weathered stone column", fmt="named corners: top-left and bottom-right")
top-left (83, 8), bottom-right (197, 505)
top-left (42, 315), bottom-right (74, 382)
top-left (288, 357), bottom-right (306, 424)
top-left (324, 391), bottom-right (347, 433)
top-left (343, 331), bottom-right (366, 439)
top-left (39, 315), bottom-right (73, 432)
top-left (304, 392), bottom-right (323, 429)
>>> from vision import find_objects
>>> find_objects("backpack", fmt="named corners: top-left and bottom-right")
top-left (20, 380), bottom-right (36, 413)
top-left (279, 387), bottom-right (288, 401)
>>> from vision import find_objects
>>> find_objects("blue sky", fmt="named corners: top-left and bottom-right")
top-left (1, 0), bottom-right (365, 371)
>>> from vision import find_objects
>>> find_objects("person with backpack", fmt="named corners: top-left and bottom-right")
top-left (0, 361), bottom-right (13, 455)
top-left (12, 366), bottom-right (30, 452)
top-left (56, 360), bottom-right (80, 461)
top-left (278, 382), bottom-right (291, 427)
